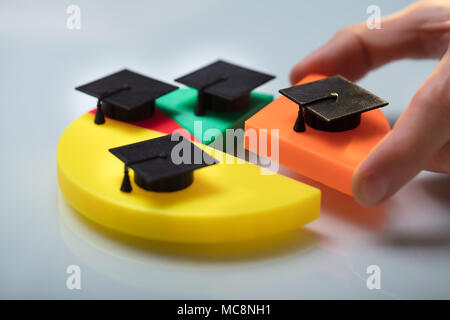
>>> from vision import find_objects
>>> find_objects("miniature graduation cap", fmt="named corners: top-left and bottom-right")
top-left (175, 60), bottom-right (275, 115)
top-left (109, 133), bottom-right (218, 193)
top-left (279, 75), bottom-right (388, 132)
top-left (76, 69), bottom-right (178, 124)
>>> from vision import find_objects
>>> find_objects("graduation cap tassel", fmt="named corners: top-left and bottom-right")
top-left (94, 100), bottom-right (106, 125)
top-left (120, 165), bottom-right (132, 193)
top-left (293, 106), bottom-right (306, 132)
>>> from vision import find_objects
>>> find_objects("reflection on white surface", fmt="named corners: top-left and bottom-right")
top-left (57, 169), bottom-right (450, 299)
top-left (58, 193), bottom-right (322, 297)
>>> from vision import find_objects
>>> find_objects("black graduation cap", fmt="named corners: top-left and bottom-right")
top-left (76, 69), bottom-right (178, 124)
top-left (175, 60), bottom-right (275, 115)
top-left (109, 133), bottom-right (218, 193)
top-left (279, 75), bottom-right (389, 132)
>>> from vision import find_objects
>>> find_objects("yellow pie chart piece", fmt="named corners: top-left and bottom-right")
top-left (57, 113), bottom-right (320, 243)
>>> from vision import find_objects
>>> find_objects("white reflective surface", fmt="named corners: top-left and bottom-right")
top-left (1, 0), bottom-right (449, 299)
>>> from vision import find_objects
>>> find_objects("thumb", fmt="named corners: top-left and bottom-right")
top-left (352, 43), bottom-right (450, 207)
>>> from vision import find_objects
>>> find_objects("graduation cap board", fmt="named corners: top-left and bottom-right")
top-left (244, 74), bottom-right (391, 196)
top-left (175, 60), bottom-right (275, 115)
top-left (76, 69), bottom-right (178, 124)
top-left (155, 61), bottom-right (274, 146)
top-left (56, 112), bottom-right (320, 243)
top-left (109, 133), bottom-right (217, 193)
top-left (279, 75), bottom-right (388, 132)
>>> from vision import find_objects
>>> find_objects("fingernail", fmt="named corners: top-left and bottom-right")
top-left (356, 174), bottom-right (388, 207)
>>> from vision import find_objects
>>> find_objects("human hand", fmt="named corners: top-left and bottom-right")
top-left (290, 0), bottom-right (450, 207)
